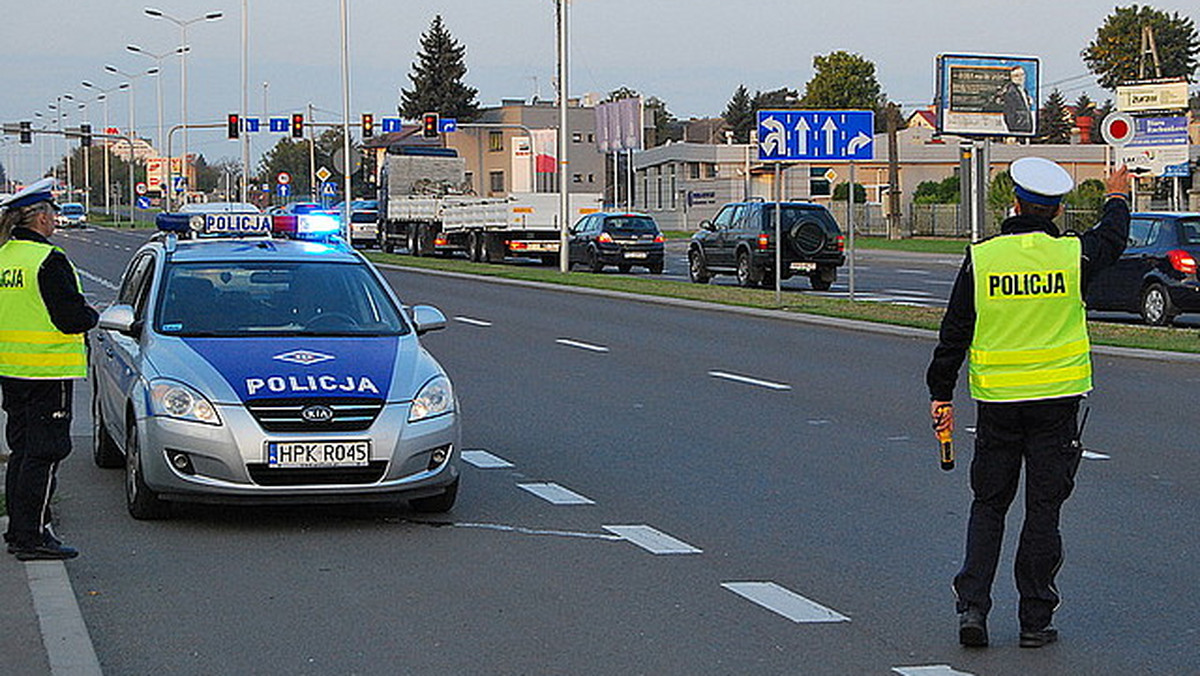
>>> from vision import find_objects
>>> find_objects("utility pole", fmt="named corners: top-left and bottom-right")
top-left (886, 102), bottom-right (901, 240)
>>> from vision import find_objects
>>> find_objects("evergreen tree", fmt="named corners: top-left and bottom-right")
top-left (751, 87), bottom-right (800, 111)
top-left (1037, 89), bottom-right (1072, 144)
top-left (1073, 94), bottom-right (1096, 119)
top-left (1082, 5), bottom-right (1199, 89)
top-left (399, 15), bottom-right (479, 122)
top-left (1092, 99), bottom-right (1116, 143)
top-left (722, 85), bottom-right (754, 143)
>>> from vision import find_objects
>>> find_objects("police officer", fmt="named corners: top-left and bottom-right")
top-left (927, 159), bottom-right (1130, 648)
top-left (1, 178), bottom-right (98, 560)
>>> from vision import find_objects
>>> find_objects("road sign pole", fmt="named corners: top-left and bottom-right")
top-left (849, 160), bottom-right (856, 301)
top-left (774, 162), bottom-right (782, 306)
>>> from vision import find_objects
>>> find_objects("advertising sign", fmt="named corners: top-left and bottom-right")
top-left (936, 54), bottom-right (1040, 137)
top-left (1115, 115), bottom-right (1191, 177)
top-left (1116, 79), bottom-right (1190, 113)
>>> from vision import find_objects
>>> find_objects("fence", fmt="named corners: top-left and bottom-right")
top-left (834, 203), bottom-right (1104, 240)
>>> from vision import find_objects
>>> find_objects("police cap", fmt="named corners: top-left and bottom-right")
top-left (1, 177), bottom-right (60, 211)
top-left (1010, 157), bottom-right (1073, 207)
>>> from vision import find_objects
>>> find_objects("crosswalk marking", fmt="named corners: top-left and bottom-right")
top-left (722, 582), bottom-right (849, 623)
top-left (602, 525), bottom-right (702, 555)
top-left (518, 482), bottom-right (595, 505)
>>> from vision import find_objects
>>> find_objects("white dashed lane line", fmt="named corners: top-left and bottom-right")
top-left (454, 316), bottom-right (493, 327)
top-left (721, 581), bottom-right (850, 623)
top-left (555, 338), bottom-right (610, 353)
top-left (75, 268), bottom-right (118, 291)
top-left (1083, 450), bottom-right (1111, 461)
top-left (707, 371), bottom-right (791, 391)
top-left (518, 482), bottom-right (596, 505)
top-left (461, 450), bottom-right (514, 468)
top-left (892, 666), bottom-right (976, 676)
top-left (602, 525), bottom-right (702, 555)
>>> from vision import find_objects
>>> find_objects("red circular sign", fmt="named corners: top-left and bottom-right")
top-left (277, 172), bottom-right (291, 184)
top-left (1101, 113), bottom-right (1135, 146)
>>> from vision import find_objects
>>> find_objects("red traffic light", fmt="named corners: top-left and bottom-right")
top-left (361, 113), bottom-right (374, 139)
top-left (422, 112), bottom-right (439, 139)
top-left (291, 112), bottom-right (304, 139)
top-left (227, 113), bottom-right (240, 140)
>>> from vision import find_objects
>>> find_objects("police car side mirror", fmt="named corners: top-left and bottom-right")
top-left (98, 304), bottom-right (138, 336)
top-left (411, 305), bottom-right (447, 335)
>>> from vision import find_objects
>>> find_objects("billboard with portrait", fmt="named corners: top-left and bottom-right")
top-left (936, 54), bottom-right (1040, 137)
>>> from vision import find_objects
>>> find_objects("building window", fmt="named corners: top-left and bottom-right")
top-left (689, 162), bottom-right (701, 180)
top-left (572, 132), bottom-right (583, 143)
top-left (810, 166), bottom-right (831, 196)
top-left (587, 133), bottom-right (595, 143)
top-left (587, 174), bottom-right (595, 183)
top-left (573, 174), bottom-right (583, 183)
top-left (489, 171), bottom-right (505, 193)
top-left (464, 171), bottom-right (473, 190)
top-left (704, 163), bottom-right (718, 178)
top-left (670, 164), bottom-right (677, 209)
top-left (488, 131), bottom-right (504, 152)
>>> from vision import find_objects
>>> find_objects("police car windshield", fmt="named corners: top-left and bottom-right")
top-left (155, 262), bottom-right (408, 337)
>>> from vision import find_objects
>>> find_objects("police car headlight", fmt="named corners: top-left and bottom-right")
top-left (149, 380), bottom-right (222, 426)
top-left (408, 376), bottom-right (453, 423)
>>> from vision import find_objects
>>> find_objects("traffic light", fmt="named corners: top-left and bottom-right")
top-left (19, 120), bottom-right (32, 144)
top-left (291, 112), bottom-right (304, 139)
top-left (80, 123), bottom-right (92, 147)
top-left (361, 113), bottom-right (374, 139)
top-left (422, 112), bottom-right (439, 139)
top-left (227, 113), bottom-right (240, 140)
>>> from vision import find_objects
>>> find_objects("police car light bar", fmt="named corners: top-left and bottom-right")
top-left (156, 212), bottom-right (273, 237)
top-left (271, 212), bottom-right (342, 240)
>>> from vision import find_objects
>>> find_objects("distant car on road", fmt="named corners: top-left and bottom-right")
top-left (58, 202), bottom-right (87, 228)
top-left (568, 211), bottom-right (665, 274)
top-left (333, 199), bottom-right (379, 249)
top-left (688, 199), bottom-right (845, 289)
top-left (1086, 211), bottom-right (1200, 325)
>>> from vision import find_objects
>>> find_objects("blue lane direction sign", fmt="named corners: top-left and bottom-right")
top-left (136, 196), bottom-right (152, 210)
top-left (757, 110), bottom-right (875, 162)
top-left (381, 117), bottom-right (403, 133)
top-left (278, 184), bottom-right (291, 198)
top-left (439, 117), bottom-right (458, 133)
top-left (269, 117), bottom-right (290, 133)
top-left (243, 117), bottom-right (260, 133)
top-left (173, 176), bottom-right (187, 193)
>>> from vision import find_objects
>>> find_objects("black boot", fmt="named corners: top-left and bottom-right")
top-left (959, 608), bottom-right (988, 647)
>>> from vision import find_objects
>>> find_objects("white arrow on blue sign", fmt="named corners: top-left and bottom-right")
top-left (269, 117), bottom-right (290, 133)
top-left (322, 181), bottom-right (337, 196)
top-left (243, 117), bottom-right (260, 133)
top-left (278, 184), bottom-right (291, 197)
top-left (757, 110), bottom-right (875, 162)
top-left (136, 196), bottom-right (152, 210)
top-left (439, 118), bottom-right (457, 133)
top-left (381, 117), bottom-right (403, 133)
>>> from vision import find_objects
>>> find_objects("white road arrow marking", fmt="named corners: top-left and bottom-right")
top-left (760, 116), bottom-right (787, 156)
top-left (822, 117), bottom-right (839, 155)
top-left (846, 131), bottom-right (872, 155)
top-left (794, 117), bottom-right (810, 156)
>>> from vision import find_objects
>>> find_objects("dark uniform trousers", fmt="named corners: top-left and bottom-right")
top-left (2, 377), bottom-right (74, 548)
top-left (953, 396), bottom-right (1082, 631)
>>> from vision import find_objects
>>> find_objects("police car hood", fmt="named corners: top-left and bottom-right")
top-left (149, 335), bottom-right (440, 405)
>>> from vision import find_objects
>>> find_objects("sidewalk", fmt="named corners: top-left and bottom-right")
top-left (1, 458), bottom-right (54, 675)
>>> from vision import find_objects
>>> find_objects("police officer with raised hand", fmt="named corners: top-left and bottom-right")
top-left (1, 178), bottom-right (98, 560)
top-left (927, 159), bottom-right (1130, 649)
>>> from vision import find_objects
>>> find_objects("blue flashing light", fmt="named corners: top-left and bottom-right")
top-left (155, 212), bottom-right (195, 233)
top-left (296, 213), bottom-right (341, 237)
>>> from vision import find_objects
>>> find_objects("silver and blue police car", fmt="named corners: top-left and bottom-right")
top-left (90, 206), bottom-right (460, 519)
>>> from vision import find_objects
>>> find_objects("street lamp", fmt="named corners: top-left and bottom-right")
top-left (144, 7), bottom-right (224, 197)
top-left (82, 80), bottom-right (130, 216)
top-left (126, 43), bottom-right (189, 154)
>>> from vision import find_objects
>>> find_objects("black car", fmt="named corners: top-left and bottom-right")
top-left (688, 199), bottom-right (845, 289)
top-left (1086, 211), bottom-right (1200, 325)
top-left (568, 212), bottom-right (665, 274)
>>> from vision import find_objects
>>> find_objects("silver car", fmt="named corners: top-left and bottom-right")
top-left (90, 228), bottom-right (460, 519)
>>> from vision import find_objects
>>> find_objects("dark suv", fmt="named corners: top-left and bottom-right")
top-left (688, 200), bottom-right (845, 289)
top-left (1085, 212), bottom-right (1200, 325)
top-left (568, 212), bottom-right (665, 274)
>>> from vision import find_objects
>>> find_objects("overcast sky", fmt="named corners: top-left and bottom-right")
top-left (2, 0), bottom-right (1197, 180)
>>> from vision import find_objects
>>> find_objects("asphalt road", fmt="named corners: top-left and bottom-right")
top-left (31, 226), bottom-right (1200, 675)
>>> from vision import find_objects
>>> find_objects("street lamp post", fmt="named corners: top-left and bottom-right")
top-left (82, 81), bottom-right (129, 217)
top-left (556, 0), bottom-right (570, 272)
top-left (103, 65), bottom-right (158, 216)
top-left (126, 43), bottom-right (189, 155)
top-left (144, 7), bottom-right (224, 200)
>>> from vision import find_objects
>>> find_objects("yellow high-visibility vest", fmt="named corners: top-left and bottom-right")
top-left (0, 240), bottom-right (88, 379)
top-left (969, 232), bottom-right (1091, 402)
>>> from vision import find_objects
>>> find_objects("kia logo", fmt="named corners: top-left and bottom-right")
top-left (301, 405), bottom-right (334, 423)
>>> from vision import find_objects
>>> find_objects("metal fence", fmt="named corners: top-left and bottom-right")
top-left (835, 203), bottom-right (1104, 240)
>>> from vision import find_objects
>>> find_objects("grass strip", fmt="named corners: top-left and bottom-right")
top-left (366, 252), bottom-right (1198, 354)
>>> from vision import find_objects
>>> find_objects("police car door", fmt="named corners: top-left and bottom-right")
top-left (97, 252), bottom-right (156, 439)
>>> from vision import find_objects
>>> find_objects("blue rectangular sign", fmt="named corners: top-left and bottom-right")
top-left (243, 117), bottom-right (260, 133)
top-left (439, 118), bottom-right (458, 133)
top-left (381, 117), bottom-right (403, 133)
top-left (757, 110), bottom-right (875, 162)
top-left (1128, 116), bottom-right (1188, 148)
top-left (269, 117), bottom-right (290, 133)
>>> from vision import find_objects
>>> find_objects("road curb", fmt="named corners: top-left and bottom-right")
top-left (377, 262), bottom-right (1200, 364)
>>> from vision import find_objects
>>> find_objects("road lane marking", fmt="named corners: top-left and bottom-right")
top-left (452, 521), bottom-right (622, 542)
top-left (462, 449), bottom-right (514, 468)
top-left (807, 419), bottom-right (831, 426)
top-left (518, 482), bottom-right (595, 505)
top-left (897, 268), bottom-right (932, 275)
top-left (75, 268), bottom-right (118, 291)
top-left (602, 525), bottom-right (702, 554)
top-left (708, 371), bottom-right (791, 391)
top-left (721, 581), bottom-right (850, 623)
top-left (556, 338), bottom-right (609, 353)
top-left (893, 666), bottom-right (975, 676)
top-left (454, 316), bottom-right (493, 327)
top-left (1083, 450), bottom-right (1111, 461)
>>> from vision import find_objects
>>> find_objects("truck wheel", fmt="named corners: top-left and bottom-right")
top-left (736, 251), bottom-right (762, 287)
top-left (467, 232), bottom-right (481, 263)
top-left (407, 228), bottom-right (421, 256)
top-left (380, 233), bottom-right (394, 254)
top-left (617, 263), bottom-right (632, 274)
top-left (483, 233), bottom-right (506, 264)
top-left (1140, 283), bottom-right (1177, 326)
top-left (648, 261), bottom-right (664, 275)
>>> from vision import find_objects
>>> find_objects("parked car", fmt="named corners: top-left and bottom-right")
top-left (57, 202), bottom-right (87, 228)
top-left (1086, 211), bottom-right (1200, 325)
top-left (688, 199), bottom-right (845, 289)
top-left (567, 211), bottom-right (665, 273)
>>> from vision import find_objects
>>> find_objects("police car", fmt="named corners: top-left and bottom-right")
top-left (90, 207), bottom-right (460, 519)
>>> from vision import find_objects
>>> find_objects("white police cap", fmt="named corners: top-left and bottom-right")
top-left (1010, 157), bottom-right (1073, 206)
top-left (1, 177), bottom-right (60, 211)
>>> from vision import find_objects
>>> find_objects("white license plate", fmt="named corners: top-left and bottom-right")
top-left (266, 440), bottom-right (371, 468)
top-left (789, 261), bottom-right (816, 272)
top-left (521, 241), bottom-right (558, 252)
top-left (624, 251), bottom-right (648, 259)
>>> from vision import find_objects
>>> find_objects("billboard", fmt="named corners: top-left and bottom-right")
top-left (1116, 79), bottom-right (1190, 113)
top-left (936, 53), bottom-right (1040, 137)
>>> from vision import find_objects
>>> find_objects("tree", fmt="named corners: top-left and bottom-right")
top-left (1073, 94), bottom-right (1096, 119)
top-left (987, 170), bottom-right (1015, 214)
top-left (832, 182), bottom-right (867, 203)
top-left (1082, 5), bottom-right (1200, 89)
top-left (1037, 89), bottom-right (1073, 144)
top-left (751, 87), bottom-right (800, 111)
top-left (800, 51), bottom-right (886, 127)
top-left (722, 85), bottom-right (754, 143)
top-left (913, 176), bottom-right (961, 205)
top-left (1092, 98), bottom-right (1115, 143)
top-left (399, 15), bottom-right (479, 121)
